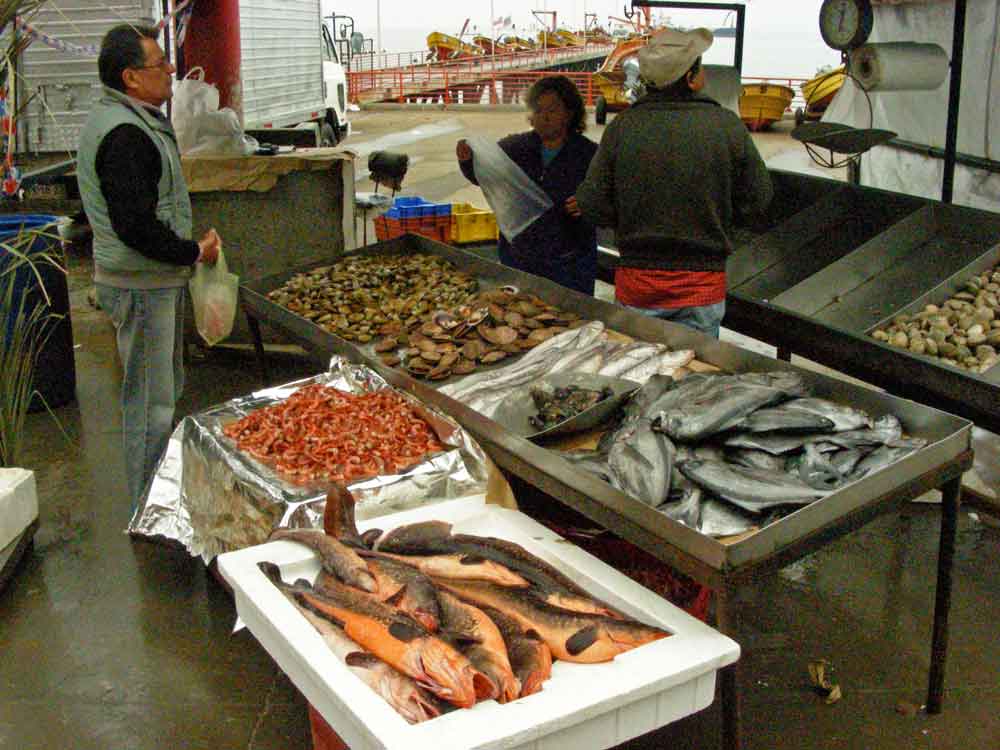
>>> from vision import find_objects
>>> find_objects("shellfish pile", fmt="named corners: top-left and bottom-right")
top-left (375, 287), bottom-right (589, 380)
top-left (266, 254), bottom-right (478, 343)
top-left (871, 263), bottom-right (1000, 373)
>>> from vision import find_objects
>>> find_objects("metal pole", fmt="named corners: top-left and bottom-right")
top-left (927, 475), bottom-right (961, 713)
top-left (941, 0), bottom-right (967, 204)
top-left (376, 0), bottom-right (382, 63)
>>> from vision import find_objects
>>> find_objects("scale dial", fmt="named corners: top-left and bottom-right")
top-left (819, 0), bottom-right (874, 51)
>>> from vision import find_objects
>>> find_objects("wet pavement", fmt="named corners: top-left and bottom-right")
top-left (2, 108), bottom-right (999, 750)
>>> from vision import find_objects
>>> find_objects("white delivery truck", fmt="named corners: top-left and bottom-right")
top-left (14, 0), bottom-right (349, 154)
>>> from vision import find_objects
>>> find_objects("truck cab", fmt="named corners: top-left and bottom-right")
top-left (321, 23), bottom-right (350, 144)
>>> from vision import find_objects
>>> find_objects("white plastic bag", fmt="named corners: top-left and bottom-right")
top-left (189, 248), bottom-right (239, 346)
top-left (185, 108), bottom-right (259, 156)
top-left (467, 135), bottom-right (553, 241)
top-left (171, 67), bottom-right (220, 154)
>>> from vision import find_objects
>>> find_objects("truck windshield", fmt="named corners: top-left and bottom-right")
top-left (322, 26), bottom-right (339, 64)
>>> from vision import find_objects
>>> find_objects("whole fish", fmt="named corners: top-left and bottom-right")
top-left (607, 418), bottom-right (675, 507)
top-left (827, 447), bottom-right (866, 477)
top-left (561, 449), bottom-right (611, 482)
top-left (434, 578), bottom-right (668, 663)
top-left (699, 497), bottom-right (760, 538)
top-left (598, 374), bottom-right (676, 453)
top-left (291, 596), bottom-right (443, 724)
top-left (612, 349), bottom-right (695, 384)
top-left (823, 414), bottom-right (904, 449)
top-left (375, 550), bottom-right (530, 588)
top-left (781, 397), bottom-right (872, 432)
top-left (735, 406), bottom-right (835, 434)
top-left (377, 521), bottom-right (624, 618)
top-left (678, 459), bottom-right (831, 513)
top-left (478, 604), bottom-right (552, 697)
top-left (725, 447), bottom-right (788, 473)
top-left (725, 431), bottom-right (817, 455)
top-left (597, 342), bottom-right (665, 378)
top-left (275, 569), bottom-right (490, 708)
top-left (269, 528), bottom-right (377, 593)
top-left (654, 377), bottom-right (791, 442)
top-left (657, 479), bottom-right (702, 530)
top-left (849, 438), bottom-right (926, 481)
top-left (341, 554), bottom-right (442, 632)
top-left (437, 590), bottom-right (519, 703)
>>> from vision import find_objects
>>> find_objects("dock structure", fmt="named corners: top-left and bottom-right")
top-left (347, 43), bottom-right (614, 104)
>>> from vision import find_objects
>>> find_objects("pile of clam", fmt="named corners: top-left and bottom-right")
top-left (871, 263), bottom-right (1000, 373)
top-left (265, 254), bottom-right (478, 343)
top-left (374, 287), bottom-right (588, 380)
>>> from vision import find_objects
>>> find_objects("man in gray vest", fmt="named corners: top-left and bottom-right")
top-left (77, 24), bottom-right (222, 514)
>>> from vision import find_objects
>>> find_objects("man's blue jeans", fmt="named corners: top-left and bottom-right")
top-left (623, 300), bottom-right (726, 339)
top-left (96, 284), bottom-right (185, 512)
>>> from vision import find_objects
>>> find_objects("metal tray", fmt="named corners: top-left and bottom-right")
top-left (491, 373), bottom-right (640, 440)
top-left (241, 234), bottom-right (971, 574)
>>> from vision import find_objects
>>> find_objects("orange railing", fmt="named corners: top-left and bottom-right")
top-left (347, 42), bottom-right (614, 103)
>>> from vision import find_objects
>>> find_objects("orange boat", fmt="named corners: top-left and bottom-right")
top-left (426, 31), bottom-right (484, 61)
top-left (472, 35), bottom-right (513, 55)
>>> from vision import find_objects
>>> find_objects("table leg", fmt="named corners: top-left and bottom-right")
top-left (927, 475), bottom-right (961, 714)
top-left (715, 583), bottom-right (741, 750)
top-left (245, 309), bottom-right (271, 386)
top-left (777, 346), bottom-right (791, 362)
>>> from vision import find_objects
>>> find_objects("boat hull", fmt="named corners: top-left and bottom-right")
top-left (739, 83), bottom-right (794, 131)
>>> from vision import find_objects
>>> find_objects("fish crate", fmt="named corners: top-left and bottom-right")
top-left (218, 497), bottom-right (739, 750)
top-left (451, 202), bottom-right (499, 245)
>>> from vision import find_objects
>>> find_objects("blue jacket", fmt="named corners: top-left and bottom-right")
top-left (460, 130), bottom-right (598, 295)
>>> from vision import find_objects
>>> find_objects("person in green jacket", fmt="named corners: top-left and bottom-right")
top-left (77, 24), bottom-right (221, 514)
top-left (576, 28), bottom-right (773, 339)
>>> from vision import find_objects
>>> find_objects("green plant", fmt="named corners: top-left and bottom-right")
top-left (0, 224), bottom-right (64, 467)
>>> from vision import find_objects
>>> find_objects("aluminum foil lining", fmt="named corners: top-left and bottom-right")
top-left (128, 357), bottom-right (491, 562)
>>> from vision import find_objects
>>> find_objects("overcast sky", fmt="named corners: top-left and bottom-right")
top-left (323, 0), bottom-right (840, 77)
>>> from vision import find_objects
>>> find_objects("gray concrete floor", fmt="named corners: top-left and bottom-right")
top-left (2, 108), bottom-right (999, 750)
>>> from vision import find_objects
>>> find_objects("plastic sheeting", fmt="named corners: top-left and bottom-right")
top-left (467, 135), bottom-right (553, 241)
top-left (823, 0), bottom-right (1000, 210)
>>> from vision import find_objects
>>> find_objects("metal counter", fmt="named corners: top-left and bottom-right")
top-left (241, 233), bottom-right (971, 750)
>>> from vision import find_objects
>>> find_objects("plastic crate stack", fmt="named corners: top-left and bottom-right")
top-left (374, 196), bottom-right (452, 243)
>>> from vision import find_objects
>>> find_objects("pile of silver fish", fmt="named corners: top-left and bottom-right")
top-left (569, 372), bottom-right (928, 537)
top-left (440, 322), bottom-right (695, 417)
top-left (260, 487), bottom-right (668, 723)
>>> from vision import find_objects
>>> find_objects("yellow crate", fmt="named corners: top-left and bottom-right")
top-left (451, 202), bottom-right (499, 244)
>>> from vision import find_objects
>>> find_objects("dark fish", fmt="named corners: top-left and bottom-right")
top-left (781, 397), bottom-right (872, 432)
top-left (478, 604), bottom-right (553, 697)
top-left (339, 554), bottom-right (442, 632)
top-left (322, 484), bottom-right (366, 548)
top-left (291, 596), bottom-right (443, 724)
top-left (434, 578), bottom-right (668, 663)
top-left (269, 528), bottom-right (377, 593)
top-left (437, 590), bottom-right (519, 703)
top-left (725, 447), bottom-right (788, 473)
top-left (678, 459), bottom-right (831, 513)
top-left (379, 521), bottom-right (623, 618)
top-left (735, 407), bottom-right (835, 434)
top-left (261, 564), bottom-right (489, 708)
top-left (607, 418), bottom-right (674, 507)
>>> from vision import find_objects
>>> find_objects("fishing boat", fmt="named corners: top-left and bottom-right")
top-left (554, 28), bottom-right (585, 46)
top-left (472, 35), bottom-right (513, 55)
top-left (537, 30), bottom-right (570, 48)
top-left (796, 66), bottom-right (846, 124)
top-left (503, 35), bottom-right (536, 51)
top-left (426, 31), bottom-right (484, 61)
top-left (739, 82), bottom-right (795, 131)
top-left (592, 35), bottom-right (652, 124)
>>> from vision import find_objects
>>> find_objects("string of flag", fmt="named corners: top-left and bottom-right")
top-left (13, 0), bottom-right (195, 58)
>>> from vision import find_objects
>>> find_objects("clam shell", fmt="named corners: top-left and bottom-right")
top-left (462, 340), bottom-right (486, 360)
top-left (419, 349), bottom-right (442, 363)
top-left (480, 350), bottom-right (508, 364)
top-left (379, 353), bottom-right (401, 367)
top-left (452, 358), bottom-right (477, 375)
top-left (374, 337), bottom-right (398, 353)
top-left (480, 325), bottom-right (518, 346)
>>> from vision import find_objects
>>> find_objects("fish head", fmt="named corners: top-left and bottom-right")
top-left (413, 637), bottom-right (483, 709)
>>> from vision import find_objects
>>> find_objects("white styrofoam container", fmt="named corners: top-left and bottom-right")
top-left (0, 468), bottom-right (38, 551)
top-left (218, 497), bottom-right (740, 750)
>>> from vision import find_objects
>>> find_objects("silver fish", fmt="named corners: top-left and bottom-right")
top-left (781, 398), bottom-right (872, 432)
top-left (726, 447), bottom-right (788, 473)
top-left (614, 349), bottom-right (696, 383)
top-left (824, 414), bottom-right (903, 449)
top-left (699, 497), bottom-right (760, 537)
top-left (561, 449), bottom-right (611, 481)
top-left (849, 438), bottom-right (926, 481)
top-left (654, 379), bottom-right (789, 442)
top-left (597, 342), bottom-right (666, 378)
top-left (735, 406), bottom-right (835, 434)
top-left (678, 458), bottom-right (831, 513)
top-left (827, 447), bottom-right (866, 477)
top-left (791, 443), bottom-right (848, 491)
top-left (607, 418), bottom-right (674, 507)
top-left (724, 431), bottom-right (816, 455)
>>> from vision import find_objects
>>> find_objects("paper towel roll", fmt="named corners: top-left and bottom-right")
top-left (850, 43), bottom-right (949, 92)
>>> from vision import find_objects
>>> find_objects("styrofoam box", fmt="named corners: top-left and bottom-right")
top-left (0, 468), bottom-right (38, 551)
top-left (218, 496), bottom-right (740, 750)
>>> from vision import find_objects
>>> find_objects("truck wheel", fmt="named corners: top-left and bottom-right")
top-left (320, 123), bottom-right (338, 146)
top-left (595, 96), bottom-right (607, 125)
